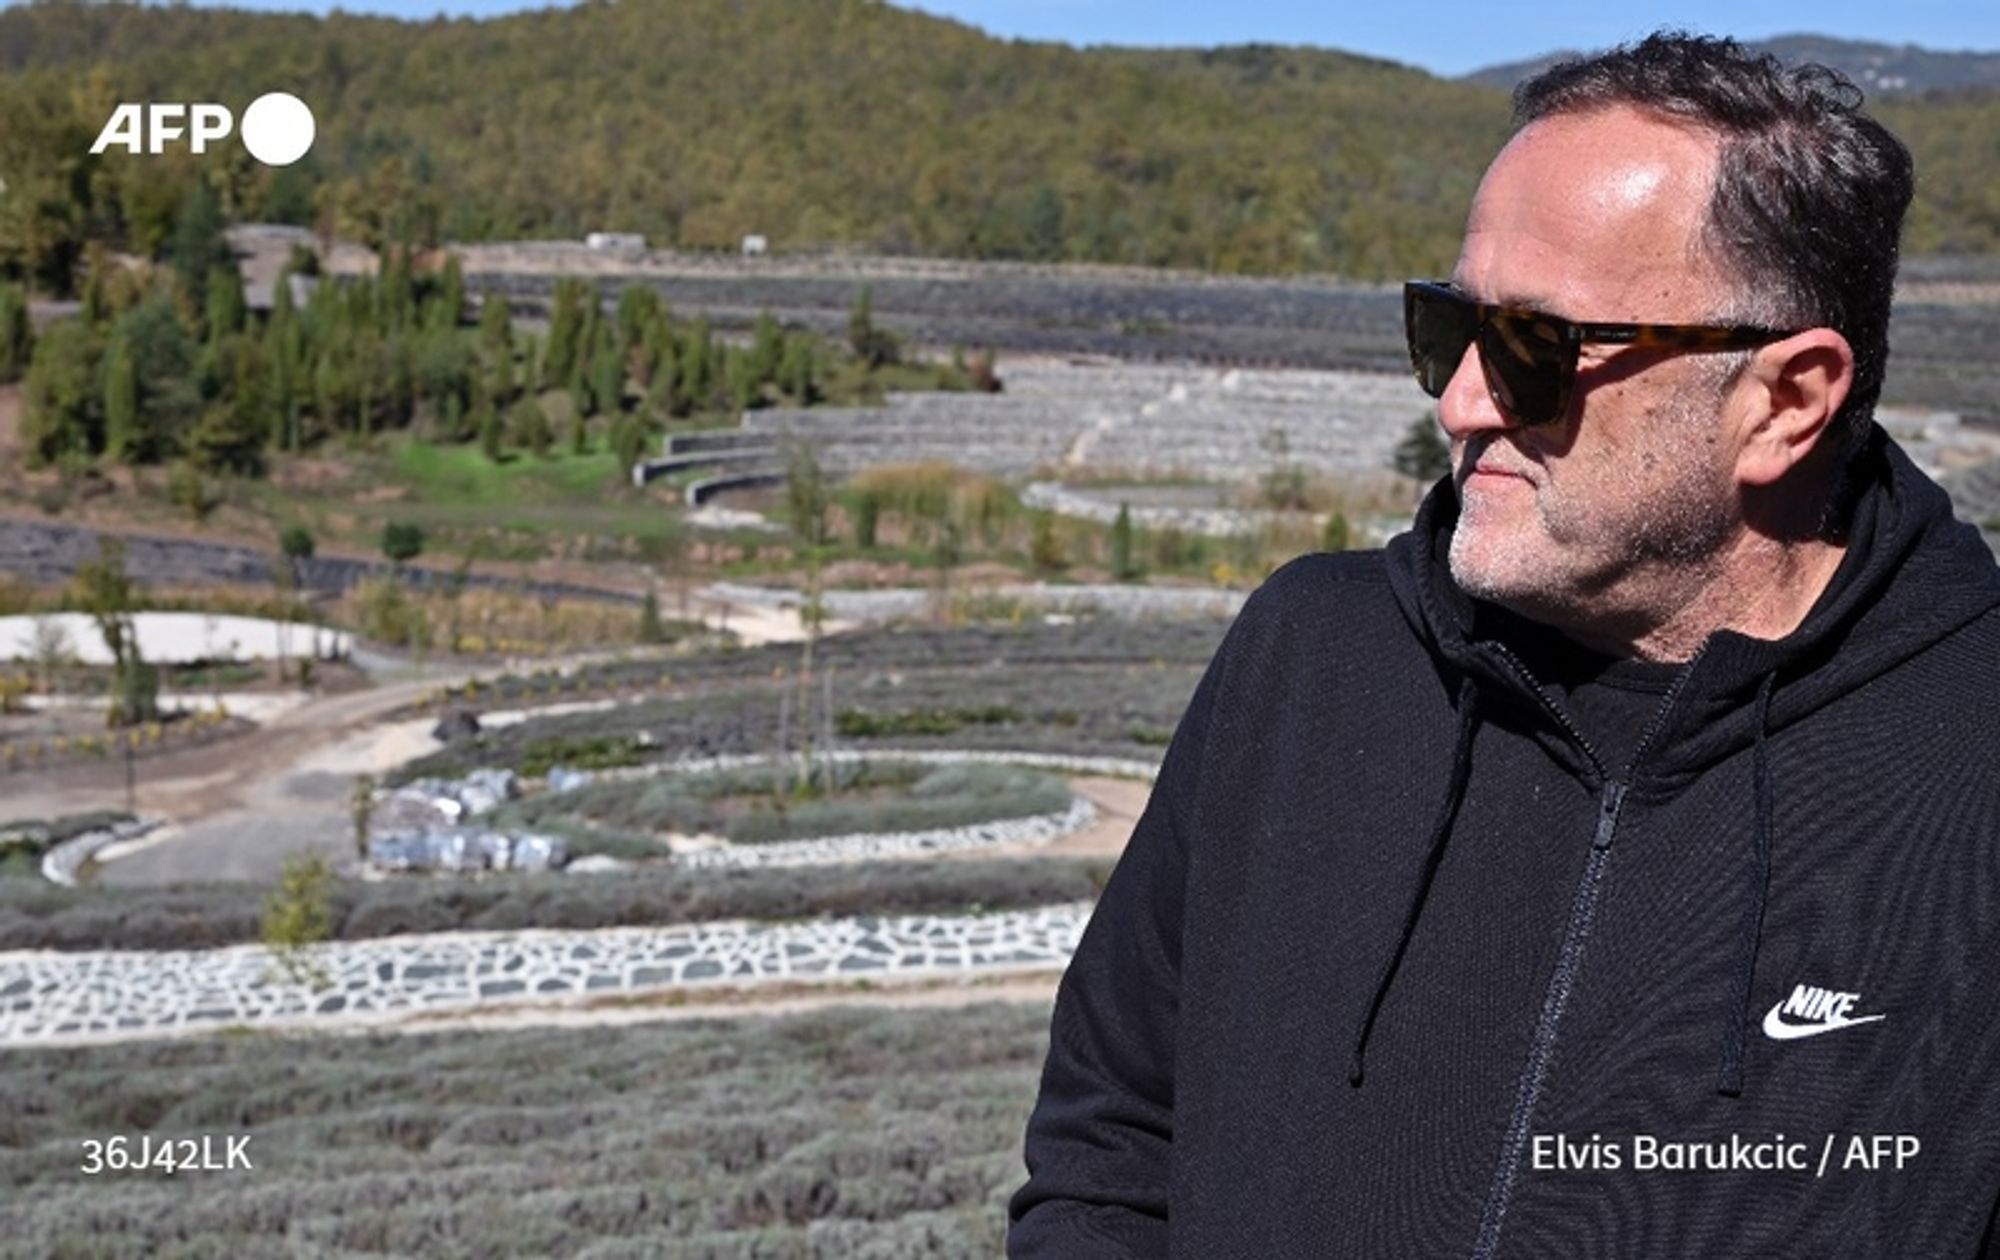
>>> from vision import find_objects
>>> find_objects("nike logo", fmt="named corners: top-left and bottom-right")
top-left (1763, 982), bottom-right (1887, 1041)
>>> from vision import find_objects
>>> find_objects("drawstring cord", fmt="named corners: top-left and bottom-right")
top-left (1349, 673), bottom-right (1480, 1088)
top-left (1716, 671), bottom-right (1778, 1097)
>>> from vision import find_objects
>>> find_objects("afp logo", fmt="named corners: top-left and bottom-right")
top-left (90, 92), bottom-right (316, 167)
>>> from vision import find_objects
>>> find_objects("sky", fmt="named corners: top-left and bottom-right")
top-left (63, 0), bottom-right (2000, 78)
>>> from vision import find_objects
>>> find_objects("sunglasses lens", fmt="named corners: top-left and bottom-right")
top-left (1403, 283), bottom-right (1577, 426)
top-left (1478, 312), bottom-right (1571, 426)
top-left (1405, 283), bottom-right (1475, 399)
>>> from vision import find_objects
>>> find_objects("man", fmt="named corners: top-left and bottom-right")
top-left (1011, 33), bottom-right (2000, 1259)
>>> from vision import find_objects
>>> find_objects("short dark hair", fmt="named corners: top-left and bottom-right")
top-left (1515, 31), bottom-right (1914, 454)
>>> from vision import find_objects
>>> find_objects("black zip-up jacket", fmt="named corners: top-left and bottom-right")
top-left (1010, 427), bottom-right (2000, 1257)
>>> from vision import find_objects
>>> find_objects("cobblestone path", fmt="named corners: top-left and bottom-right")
top-left (0, 904), bottom-right (1089, 1046)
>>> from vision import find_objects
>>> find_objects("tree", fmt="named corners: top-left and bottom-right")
top-left (749, 312), bottom-right (784, 386)
top-left (433, 254), bottom-right (465, 328)
top-left (203, 265), bottom-right (245, 341)
top-left (610, 413), bottom-right (648, 472)
top-left (21, 320), bottom-right (101, 465)
top-left (169, 180), bottom-right (231, 301)
top-left (542, 278), bottom-right (585, 388)
top-left (71, 538), bottom-right (157, 727)
top-left (261, 852), bottom-right (333, 988)
top-left (847, 285), bottom-right (898, 369)
top-left (1393, 413), bottom-right (1452, 483)
top-left (509, 396), bottom-right (554, 457)
top-left (101, 335), bottom-right (138, 461)
top-left (1031, 511), bottom-right (1066, 572)
top-left (381, 521), bottom-right (425, 566)
top-left (588, 341), bottom-right (623, 417)
top-left (1024, 185), bottom-right (1066, 261)
top-left (784, 442), bottom-right (831, 547)
top-left (479, 292), bottom-right (513, 358)
top-left (1111, 503), bottom-right (1140, 580)
top-left (614, 283), bottom-right (661, 355)
top-left (478, 392), bottom-right (505, 461)
top-left (851, 488), bottom-right (880, 549)
top-left (779, 334), bottom-right (819, 405)
top-left (1321, 511), bottom-right (1351, 552)
top-left (187, 335), bottom-right (269, 476)
top-left (109, 296), bottom-right (200, 462)
top-left (350, 775), bottom-right (376, 861)
top-left (968, 347), bottom-right (1001, 393)
top-left (0, 283), bottom-right (31, 383)
top-left (274, 525), bottom-right (314, 683)
top-left (638, 586), bottom-right (667, 644)
top-left (1259, 426), bottom-right (1310, 510)
top-left (280, 523), bottom-right (316, 574)
top-left (491, 332), bottom-right (517, 405)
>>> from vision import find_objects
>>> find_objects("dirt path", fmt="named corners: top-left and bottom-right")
top-left (365, 968), bottom-right (1064, 1037)
top-left (936, 775), bottom-right (1149, 862)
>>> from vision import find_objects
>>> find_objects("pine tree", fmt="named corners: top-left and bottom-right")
top-left (0, 282), bottom-right (32, 384)
top-left (434, 254), bottom-right (464, 329)
top-left (479, 292), bottom-right (512, 357)
top-left (590, 342), bottom-right (623, 417)
top-left (749, 312), bottom-right (783, 386)
top-left (614, 283), bottom-right (661, 357)
top-left (682, 318), bottom-right (714, 411)
top-left (638, 587), bottom-right (666, 644)
top-left (847, 286), bottom-right (898, 368)
top-left (852, 490), bottom-right (879, 549)
top-left (187, 335), bottom-right (269, 476)
top-left (478, 391), bottom-right (504, 462)
top-left (1321, 511), bottom-right (1351, 552)
top-left (1111, 503), bottom-right (1139, 580)
top-left (379, 245), bottom-right (414, 330)
top-left (169, 180), bottom-right (230, 300)
top-left (21, 320), bottom-right (101, 465)
top-left (1393, 413), bottom-right (1452, 483)
top-left (544, 280), bottom-right (583, 389)
top-left (102, 335), bottom-right (138, 461)
top-left (1031, 511), bottom-right (1065, 572)
top-left (610, 413), bottom-right (648, 471)
top-left (725, 349), bottom-right (758, 414)
top-left (510, 397), bottom-right (553, 457)
top-left (266, 279), bottom-right (302, 451)
top-left (779, 335), bottom-right (818, 404)
top-left (204, 265), bottom-right (245, 341)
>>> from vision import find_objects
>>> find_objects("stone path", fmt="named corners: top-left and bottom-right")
top-left (0, 904), bottom-right (1089, 1047)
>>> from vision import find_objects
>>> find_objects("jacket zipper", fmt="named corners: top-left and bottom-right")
top-left (1470, 779), bottom-right (1626, 1260)
top-left (1466, 643), bottom-right (1707, 1260)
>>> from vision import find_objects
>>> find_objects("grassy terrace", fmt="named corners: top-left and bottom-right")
top-left (0, 857), bottom-right (1112, 953)
top-left (0, 1002), bottom-right (1051, 1257)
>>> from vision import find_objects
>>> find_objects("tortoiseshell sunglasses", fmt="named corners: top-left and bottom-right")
top-left (1403, 280), bottom-right (1796, 427)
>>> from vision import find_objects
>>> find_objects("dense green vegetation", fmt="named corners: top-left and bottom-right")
top-left (6, 231), bottom-right (960, 478)
top-left (0, 0), bottom-right (1505, 283)
top-left (0, 1002), bottom-right (1051, 1256)
top-left (5, 1), bottom-right (1993, 285)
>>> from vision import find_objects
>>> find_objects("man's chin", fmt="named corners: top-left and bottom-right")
top-left (1447, 529), bottom-right (1556, 609)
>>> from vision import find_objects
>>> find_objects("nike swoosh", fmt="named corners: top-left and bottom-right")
top-left (1763, 1006), bottom-right (1888, 1041)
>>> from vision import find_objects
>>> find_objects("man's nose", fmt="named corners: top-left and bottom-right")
top-left (1436, 339), bottom-right (1516, 442)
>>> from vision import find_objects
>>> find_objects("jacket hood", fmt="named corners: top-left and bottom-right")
top-left (1383, 424), bottom-right (2000, 786)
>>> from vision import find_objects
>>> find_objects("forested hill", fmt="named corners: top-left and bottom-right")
top-left (1, 0), bottom-right (1994, 289)
top-left (1467, 34), bottom-right (2000, 96)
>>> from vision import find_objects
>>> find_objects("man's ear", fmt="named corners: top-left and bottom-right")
top-left (1732, 328), bottom-right (1854, 488)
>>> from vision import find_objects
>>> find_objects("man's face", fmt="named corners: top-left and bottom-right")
top-left (1442, 105), bottom-right (1750, 629)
